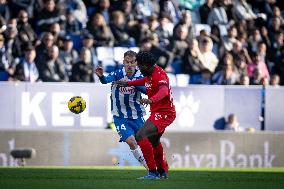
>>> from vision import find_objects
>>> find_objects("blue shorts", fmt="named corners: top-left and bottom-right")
top-left (113, 116), bottom-right (144, 142)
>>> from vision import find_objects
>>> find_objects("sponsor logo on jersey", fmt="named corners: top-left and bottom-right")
top-left (119, 86), bottom-right (135, 94)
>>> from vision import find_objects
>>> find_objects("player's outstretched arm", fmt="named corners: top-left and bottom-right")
top-left (96, 66), bottom-right (119, 84)
top-left (113, 80), bottom-right (128, 86)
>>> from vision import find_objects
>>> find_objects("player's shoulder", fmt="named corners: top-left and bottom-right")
top-left (111, 68), bottom-right (124, 79)
top-left (153, 65), bottom-right (167, 78)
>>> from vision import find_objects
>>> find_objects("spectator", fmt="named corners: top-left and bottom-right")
top-left (198, 36), bottom-right (218, 73)
top-left (4, 26), bottom-right (22, 68)
top-left (0, 0), bottom-right (10, 20)
top-left (8, 0), bottom-right (34, 18)
top-left (110, 11), bottom-right (136, 47)
top-left (247, 29), bottom-right (262, 54)
top-left (221, 25), bottom-right (238, 52)
top-left (182, 38), bottom-right (205, 84)
top-left (233, 0), bottom-right (256, 21)
top-left (120, 0), bottom-right (135, 25)
top-left (155, 15), bottom-right (174, 48)
top-left (70, 47), bottom-right (94, 82)
top-left (35, 0), bottom-right (66, 33)
top-left (12, 45), bottom-right (40, 82)
top-left (207, 0), bottom-right (228, 26)
top-left (167, 24), bottom-right (189, 74)
top-left (95, 0), bottom-right (111, 24)
top-left (35, 32), bottom-right (55, 67)
top-left (0, 33), bottom-right (9, 80)
top-left (64, 0), bottom-right (87, 26)
top-left (250, 67), bottom-right (263, 85)
top-left (159, 0), bottom-right (181, 24)
top-left (224, 114), bottom-right (244, 131)
top-left (212, 60), bottom-right (239, 85)
top-left (59, 35), bottom-right (78, 78)
top-left (177, 10), bottom-right (194, 41)
top-left (199, 0), bottom-right (214, 24)
top-left (140, 37), bottom-right (172, 70)
top-left (237, 74), bottom-right (250, 86)
top-left (270, 74), bottom-right (280, 86)
top-left (81, 32), bottom-right (98, 67)
top-left (87, 13), bottom-right (114, 47)
top-left (135, 0), bottom-right (159, 19)
top-left (38, 45), bottom-right (68, 82)
top-left (234, 55), bottom-right (248, 76)
top-left (65, 8), bottom-right (82, 35)
top-left (17, 10), bottom-right (37, 45)
top-left (198, 68), bottom-right (212, 85)
top-left (247, 52), bottom-right (269, 79)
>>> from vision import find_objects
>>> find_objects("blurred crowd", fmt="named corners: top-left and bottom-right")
top-left (0, 0), bottom-right (283, 85)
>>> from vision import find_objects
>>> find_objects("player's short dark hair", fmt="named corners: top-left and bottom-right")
top-left (124, 50), bottom-right (137, 58)
top-left (136, 51), bottom-right (157, 67)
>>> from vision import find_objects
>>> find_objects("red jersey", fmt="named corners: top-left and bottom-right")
top-left (128, 65), bottom-right (175, 113)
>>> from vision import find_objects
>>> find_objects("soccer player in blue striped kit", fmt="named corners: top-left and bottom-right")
top-left (95, 50), bottom-right (148, 169)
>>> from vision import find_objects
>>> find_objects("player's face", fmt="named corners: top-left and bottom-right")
top-left (138, 63), bottom-right (151, 76)
top-left (123, 55), bottom-right (136, 76)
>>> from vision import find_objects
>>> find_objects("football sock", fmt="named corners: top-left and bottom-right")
top-left (153, 143), bottom-right (168, 173)
top-left (131, 146), bottom-right (148, 170)
top-left (138, 139), bottom-right (156, 171)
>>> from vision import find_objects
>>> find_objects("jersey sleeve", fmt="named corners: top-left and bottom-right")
top-left (157, 73), bottom-right (169, 87)
top-left (150, 85), bottom-right (169, 103)
top-left (127, 77), bottom-right (147, 86)
top-left (98, 69), bottom-right (123, 84)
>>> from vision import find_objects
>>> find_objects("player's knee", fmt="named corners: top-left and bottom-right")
top-left (125, 137), bottom-right (137, 150)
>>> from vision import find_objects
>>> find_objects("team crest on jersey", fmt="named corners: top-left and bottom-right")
top-left (119, 86), bottom-right (135, 94)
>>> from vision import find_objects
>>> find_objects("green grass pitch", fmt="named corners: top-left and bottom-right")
top-left (0, 167), bottom-right (284, 189)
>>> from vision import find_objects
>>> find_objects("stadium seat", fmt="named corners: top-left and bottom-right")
top-left (70, 34), bottom-right (82, 51)
top-left (96, 47), bottom-right (116, 73)
top-left (113, 47), bottom-right (129, 63)
top-left (176, 74), bottom-right (190, 87)
top-left (167, 73), bottom-right (177, 87)
top-left (129, 47), bottom-right (140, 53)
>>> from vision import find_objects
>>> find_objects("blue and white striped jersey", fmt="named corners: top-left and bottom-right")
top-left (99, 67), bottom-right (146, 119)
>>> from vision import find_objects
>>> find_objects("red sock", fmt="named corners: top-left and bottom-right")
top-left (153, 143), bottom-right (168, 173)
top-left (138, 139), bottom-right (156, 171)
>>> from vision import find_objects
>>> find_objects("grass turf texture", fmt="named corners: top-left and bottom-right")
top-left (0, 167), bottom-right (284, 189)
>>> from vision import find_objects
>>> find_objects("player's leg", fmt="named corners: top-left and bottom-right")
top-left (148, 134), bottom-right (169, 179)
top-left (113, 116), bottom-right (148, 169)
top-left (135, 119), bottom-right (160, 179)
top-left (125, 135), bottom-right (148, 169)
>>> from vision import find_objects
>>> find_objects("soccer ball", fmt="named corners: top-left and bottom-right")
top-left (68, 96), bottom-right (86, 114)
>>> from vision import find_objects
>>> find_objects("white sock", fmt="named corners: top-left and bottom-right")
top-left (131, 146), bottom-right (148, 170)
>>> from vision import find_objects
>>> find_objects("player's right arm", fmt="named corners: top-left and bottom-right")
top-left (113, 77), bottom-right (146, 87)
top-left (95, 66), bottom-right (119, 84)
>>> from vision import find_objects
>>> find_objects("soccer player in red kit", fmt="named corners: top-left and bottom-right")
top-left (114, 51), bottom-right (176, 179)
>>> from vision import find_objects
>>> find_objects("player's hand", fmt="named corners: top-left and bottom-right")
top-left (113, 80), bottom-right (128, 87)
top-left (140, 98), bottom-right (152, 106)
top-left (95, 66), bottom-right (104, 77)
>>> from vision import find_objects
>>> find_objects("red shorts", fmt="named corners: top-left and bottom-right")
top-left (148, 112), bottom-right (176, 134)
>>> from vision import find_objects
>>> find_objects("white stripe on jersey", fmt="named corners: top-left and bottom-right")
top-left (111, 68), bottom-right (145, 119)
